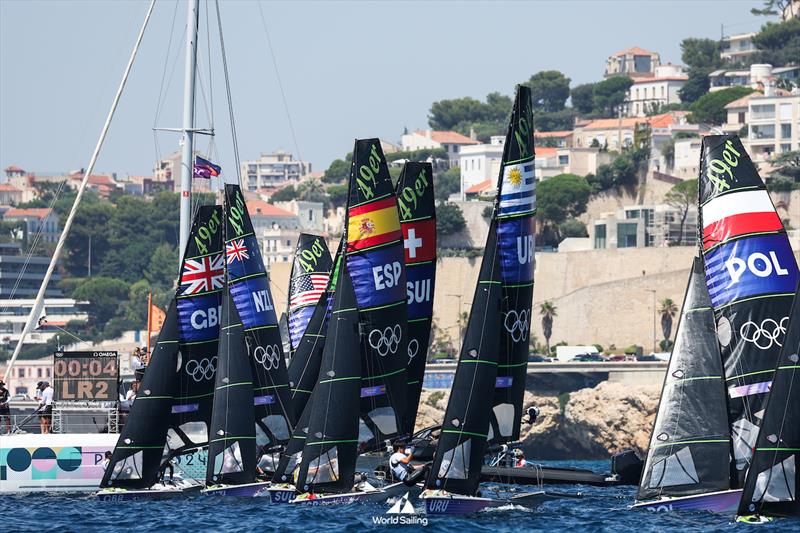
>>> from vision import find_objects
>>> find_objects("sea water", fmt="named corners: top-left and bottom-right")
top-left (2, 461), bottom-right (796, 532)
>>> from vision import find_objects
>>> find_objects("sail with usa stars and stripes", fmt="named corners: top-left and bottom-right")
top-left (287, 234), bottom-right (332, 355)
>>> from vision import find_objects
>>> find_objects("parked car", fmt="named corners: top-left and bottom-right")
top-left (573, 353), bottom-right (606, 362)
top-left (528, 354), bottom-right (552, 363)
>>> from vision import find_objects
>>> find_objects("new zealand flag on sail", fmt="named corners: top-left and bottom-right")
top-left (347, 246), bottom-right (406, 310)
top-left (497, 217), bottom-right (535, 284)
top-left (704, 234), bottom-right (798, 308)
top-left (224, 233), bottom-right (278, 329)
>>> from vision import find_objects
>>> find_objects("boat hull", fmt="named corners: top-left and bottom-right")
top-left (422, 490), bottom-right (566, 515)
top-left (632, 489), bottom-right (743, 513)
top-left (290, 481), bottom-right (408, 506)
top-left (0, 433), bottom-right (119, 493)
top-left (267, 484), bottom-right (297, 504)
top-left (203, 481), bottom-right (271, 497)
top-left (95, 484), bottom-right (203, 502)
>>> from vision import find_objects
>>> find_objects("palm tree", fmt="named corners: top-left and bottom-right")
top-left (539, 301), bottom-right (557, 355)
top-left (659, 298), bottom-right (679, 343)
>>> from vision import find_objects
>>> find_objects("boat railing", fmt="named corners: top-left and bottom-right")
top-left (2, 407), bottom-right (122, 435)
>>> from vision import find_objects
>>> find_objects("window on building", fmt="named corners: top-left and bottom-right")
top-left (779, 103), bottom-right (792, 120)
top-left (18, 368), bottom-right (24, 378)
top-left (781, 123), bottom-right (792, 139)
top-left (617, 223), bottom-right (638, 248)
top-left (751, 104), bottom-right (775, 121)
top-left (37, 368), bottom-right (43, 378)
top-left (558, 155), bottom-right (569, 166)
top-left (738, 112), bottom-right (745, 124)
top-left (751, 124), bottom-right (775, 140)
top-left (594, 224), bottom-right (607, 249)
top-left (781, 143), bottom-right (792, 153)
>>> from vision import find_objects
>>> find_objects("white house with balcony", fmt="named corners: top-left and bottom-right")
top-left (401, 129), bottom-right (479, 167)
top-left (719, 32), bottom-right (758, 63)
top-left (626, 64), bottom-right (687, 117)
top-left (458, 136), bottom-right (504, 199)
top-left (241, 151), bottom-right (311, 191)
top-left (747, 89), bottom-right (800, 160)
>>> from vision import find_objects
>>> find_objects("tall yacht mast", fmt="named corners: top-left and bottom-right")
top-left (178, 0), bottom-right (200, 258)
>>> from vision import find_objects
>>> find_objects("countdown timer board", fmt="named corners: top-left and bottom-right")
top-left (53, 351), bottom-right (119, 402)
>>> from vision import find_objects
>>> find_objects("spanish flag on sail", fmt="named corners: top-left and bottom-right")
top-left (346, 197), bottom-right (402, 252)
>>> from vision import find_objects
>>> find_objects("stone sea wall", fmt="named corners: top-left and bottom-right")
top-left (415, 381), bottom-right (661, 460)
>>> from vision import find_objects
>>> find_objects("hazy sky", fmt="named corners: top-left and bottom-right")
top-left (0, 0), bottom-right (765, 177)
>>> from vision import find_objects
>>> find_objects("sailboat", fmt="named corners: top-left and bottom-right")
top-left (395, 162), bottom-right (437, 435)
top-left (287, 233), bottom-right (333, 359)
top-left (420, 86), bottom-right (564, 515)
top-left (632, 258), bottom-right (739, 512)
top-left (737, 283), bottom-right (800, 520)
top-left (633, 134), bottom-right (799, 513)
top-left (98, 206), bottom-right (224, 500)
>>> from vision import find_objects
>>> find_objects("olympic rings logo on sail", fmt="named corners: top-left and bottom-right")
top-left (186, 356), bottom-right (217, 382)
top-left (368, 325), bottom-right (402, 356)
top-left (740, 317), bottom-right (788, 350)
top-left (407, 338), bottom-right (419, 364)
top-left (253, 344), bottom-right (282, 371)
top-left (504, 308), bottom-right (530, 343)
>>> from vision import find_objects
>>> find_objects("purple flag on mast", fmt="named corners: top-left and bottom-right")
top-left (193, 156), bottom-right (221, 179)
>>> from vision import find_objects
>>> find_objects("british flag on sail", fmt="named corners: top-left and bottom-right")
top-left (289, 274), bottom-right (329, 308)
top-left (180, 254), bottom-right (224, 295)
top-left (498, 163), bottom-right (535, 216)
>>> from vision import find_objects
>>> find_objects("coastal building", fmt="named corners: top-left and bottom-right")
top-left (0, 184), bottom-right (25, 205)
top-left (154, 150), bottom-right (214, 193)
top-left (722, 92), bottom-right (756, 135)
top-left (0, 298), bottom-right (88, 351)
top-left (66, 172), bottom-right (119, 199)
top-left (625, 64), bottom-right (687, 117)
top-left (719, 32), bottom-right (758, 63)
top-left (709, 64), bottom-right (800, 93)
top-left (557, 147), bottom-right (613, 177)
top-left (2, 165), bottom-right (27, 184)
top-left (246, 198), bottom-right (299, 234)
top-left (2, 207), bottom-right (60, 244)
top-left (0, 242), bottom-right (63, 298)
top-left (261, 228), bottom-right (300, 265)
top-left (0, 356), bottom-right (53, 397)
top-left (241, 151), bottom-right (311, 191)
top-left (604, 47), bottom-right (660, 78)
top-left (534, 130), bottom-right (573, 148)
top-left (746, 90), bottom-right (800, 160)
top-left (400, 129), bottom-right (479, 167)
top-left (273, 199), bottom-right (324, 232)
top-left (671, 137), bottom-right (703, 179)
top-left (591, 204), bottom-right (698, 250)
top-left (458, 135), bottom-right (504, 197)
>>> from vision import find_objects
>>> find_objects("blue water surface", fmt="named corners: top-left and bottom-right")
top-left (2, 460), bottom-right (797, 532)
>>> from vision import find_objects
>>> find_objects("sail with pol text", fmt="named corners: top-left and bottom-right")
top-left (425, 85), bottom-right (535, 496)
top-left (287, 234), bottom-right (332, 356)
top-left (738, 282), bottom-right (800, 518)
top-left (698, 135), bottom-right (799, 486)
top-left (344, 138), bottom-right (409, 446)
top-left (224, 184), bottom-right (297, 458)
top-left (395, 162), bottom-right (436, 435)
top-left (636, 257), bottom-right (732, 502)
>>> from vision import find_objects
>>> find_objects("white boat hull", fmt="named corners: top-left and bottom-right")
top-left (631, 489), bottom-right (743, 513)
top-left (291, 481), bottom-right (409, 506)
top-left (0, 433), bottom-right (119, 493)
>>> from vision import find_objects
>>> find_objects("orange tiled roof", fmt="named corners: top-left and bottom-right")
top-left (247, 198), bottom-right (295, 217)
top-left (4, 207), bottom-right (52, 219)
top-left (0, 184), bottom-right (22, 192)
top-left (4, 165), bottom-right (24, 173)
top-left (415, 130), bottom-right (480, 145)
top-left (465, 179), bottom-right (493, 194)
top-left (581, 113), bottom-right (676, 131)
top-left (535, 130), bottom-right (572, 138)
top-left (536, 147), bottom-right (559, 157)
top-left (70, 173), bottom-right (116, 185)
top-left (611, 46), bottom-right (656, 57)
top-left (632, 76), bottom-right (688, 84)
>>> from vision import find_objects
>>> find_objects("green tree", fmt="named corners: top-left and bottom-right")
top-left (539, 301), bottom-right (557, 355)
top-left (435, 168), bottom-right (461, 202)
top-left (558, 218), bottom-right (588, 238)
top-left (122, 279), bottom-right (152, 325)
top-left (535, 109), bottom-right (577, 132)
top-left (751, 0), bottom-right (795, 21)
top-left (436, 202), bottom-right (466, 236)
top-left (659, 298), bottom-right (679, 342)
top-left (269, 185), bottom-right (298, 203)
top-left (679, 69), bottom-right (712, 105)
top-left (326, 183), bottom-right (348, 209)
top-left (72, 277), bottom-right (130, 327)
top-left (144, 243), bottom-right (178, 290)
top-left (752, 18), bottom-right (800, 67)
top-left (536, 173), bottom-right (592, 229)
top-left (526, 70), bottom-right (571, 112)
top-left (428, 96), bottom-right (489, 130)
top-left (592, 76), bottom-right (633, 117)
top-left (322, 158), bottom-right (351, 183)
top-left (62, 202), bottom-right (114, 277)
top-left (296, 179), bottom-right (327, 204)
top-left (680, 38), bottom-right (722, 70)
top-left (770, 150), bottom-right (800, 182)
top-left (664, 179), bottom-right (698, 245)
top-left (688, 86), bottom-right (754, 125)
top-left (570, 83), bottom-right (595, 115)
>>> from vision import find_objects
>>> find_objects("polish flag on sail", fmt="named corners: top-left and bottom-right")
top-left (701, 189), bottom-right (783, 251)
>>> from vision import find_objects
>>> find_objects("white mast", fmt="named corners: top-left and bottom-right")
top-left (2, 0), bottom-right (156, 383)
top-left (178, 0), bottom-right (200, 259)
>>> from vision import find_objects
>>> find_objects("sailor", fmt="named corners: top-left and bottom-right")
top-left (513, 448), bottom-right (527, 468)
top-left (102, 451), bottom-right (113, 470)
top-left (131, 348), bottom-right (145, 382)
top-left (389, 442), bottom-right (414, 481)
top-left (38, 381), bottom-right (54, 434)
top-left (0, 379), bottom-right (11, 434)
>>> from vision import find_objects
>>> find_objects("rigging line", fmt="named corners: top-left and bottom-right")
top-left (3, 0), bottom-right (158, 383)
top-left (214, 0), bottom-right (243, 191)
top-left (1, 176), bottom-right (69, 315)
top-left (153, 24), bottom-right (188, 164)
top-left (153, 0), bottom-right (181, 129)
top-left (256, 1), bottom-right (302, 162)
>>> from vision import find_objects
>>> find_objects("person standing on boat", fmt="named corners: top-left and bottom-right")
top-left (38, 381), bottom-right (54, 434)
top-left (389, 442), bottom-right (414, 481)
top-left (131, 348), bottom-right (145, 382)
top-left (0, 379), bottom-right (11, 434)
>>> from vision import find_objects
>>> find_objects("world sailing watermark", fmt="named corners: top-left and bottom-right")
top-left (371, 492), bottom-right (428, 527)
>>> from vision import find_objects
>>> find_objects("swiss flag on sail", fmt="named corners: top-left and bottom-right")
top-left (402, 218), bottom-right (436, 263)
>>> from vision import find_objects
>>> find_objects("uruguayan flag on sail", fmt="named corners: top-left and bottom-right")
top-left (498, 163), bottom-right (535, 216)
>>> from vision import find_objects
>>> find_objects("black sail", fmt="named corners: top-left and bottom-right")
top-left (489, 85), bottom-right (536, 444)
top-left (224, 184), bottom-right (297, 452)
top-left (344, 139), bottom-right (408, 447)
top-left (171, 205), bottom-right (224, 456)
top-left (205, 290), bottom-right (257, 486)
top-left (101, 302), bottom-right (180, 489)
top-left (294, 262), bottom-right (361, 494)
top-left (395, 162), bottom-right (436, 434)
top-left (287, 240), bottom-right (341, 417)
top-left (637, 257), bottom-right (731, 501)
top-left (738, 285), bottom-right (800, 517)
top-left (697, 135), bottom-right (799, 486)
top-left (425, 85), bottom-right (535, 496)
top-left (287, 233), bottom-right (333, 357)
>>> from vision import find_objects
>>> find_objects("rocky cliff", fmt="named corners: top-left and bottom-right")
top-left (415, 381), bottom-right (660, 460)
